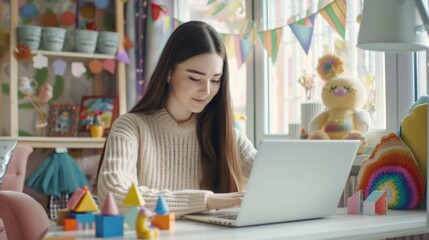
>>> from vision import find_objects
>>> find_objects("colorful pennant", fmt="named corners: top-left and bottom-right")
top-left (258, 27), bottom-right (283, 64)
top-left (319, 0), bottom-right (347, 39)
top-left (289, 13), bottom-right (317, 55)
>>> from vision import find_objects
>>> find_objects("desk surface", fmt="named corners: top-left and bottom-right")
top-left (45, 208), bottom-right (428, 240)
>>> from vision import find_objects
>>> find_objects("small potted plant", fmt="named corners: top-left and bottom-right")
top-left (87, 109), bottom-right (104, 138)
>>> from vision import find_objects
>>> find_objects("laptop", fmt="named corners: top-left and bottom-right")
top-left (184, 139), bottom-right (360, 227)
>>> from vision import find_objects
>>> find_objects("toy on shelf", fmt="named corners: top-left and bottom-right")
top-left (63, 186), bottom-right (99, 231)
top-left (123, 182), bottom-right (146, 229)
top-left (136, 207), bottom-right (160, 239)
top-left (347, 190), bottom-right (387, 215)
top-left (95, 192), bottom-right (124, 238)
top-left (151, 194), bottom-right (175, 230)
top-left (308, 54), bottom-right (371, 154)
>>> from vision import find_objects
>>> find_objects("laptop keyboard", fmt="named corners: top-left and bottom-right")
top-left (217, 214), bottom-right (238, 220)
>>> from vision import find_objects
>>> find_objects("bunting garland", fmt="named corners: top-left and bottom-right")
top-left (258, 27), bottom-right (282, 64)
top-left (319, 0), bottom-right (347, 39)
top-left (289, 13), bottom-right (317, 55)
top-left (151, 0), bottom-right (349, 66)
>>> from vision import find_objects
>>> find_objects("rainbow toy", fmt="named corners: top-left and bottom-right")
top-left (357, 133), bottom-right (425, 210)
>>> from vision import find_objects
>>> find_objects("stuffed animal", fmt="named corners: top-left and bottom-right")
top-left (308, 54), bottom-right (371, 154)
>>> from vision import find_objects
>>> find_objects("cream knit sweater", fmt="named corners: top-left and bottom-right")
top-left (97, 108), bottom-right (256, 217)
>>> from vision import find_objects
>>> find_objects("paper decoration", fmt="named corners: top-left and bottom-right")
top-left (38, 83), bottom-right (53, 104)
top-left (363, 191), bottom-right (387, 215)
top-left (258, 27), bottom-right (283, 64)
top-left (41, 11), bottom-right (58, 27)
top-left (347, 190), bottom-right (363, 214)
top-left (235, 34), bottom-right (254, 68)
top-left (150, 2), bottom-right (167, 21)
top-left (123, 36), bottom-right (134, 49)
top-left (319, 0), bottom-right (347, 39)
top-left (116, 50), bottom-right (130, 63)
top-left (20, 3), bottom-right (38, 19)
top-left (60, 11), bottom-right (76, 26)
top-left (102, 59), bottom-right (116, 74)
top-left (80, 3), bottom-right (96, 19)
top-left (52, 59), bottom-right (67, 76)
top-left (33, 54), bottom-right (48, 69)
top-left (95, 0), bottom-right (110, 9)
top-left (71, 62), bottom-right (87, 77)
top-left (89, 59), bottom-right (103, 74)
top-left (289, 13), bottom-right (317, 54)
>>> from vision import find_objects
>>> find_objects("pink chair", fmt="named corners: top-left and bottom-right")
top-left (0, 144), bottom-right (50, 240)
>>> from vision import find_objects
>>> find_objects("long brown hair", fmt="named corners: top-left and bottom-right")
top-left (97, 21), bottom-right (243, 193)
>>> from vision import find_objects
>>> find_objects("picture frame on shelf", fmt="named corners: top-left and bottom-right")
top-left (46, 103), bottom-right (79, 137)
top-left (78, 96), bottom-right (118, 132)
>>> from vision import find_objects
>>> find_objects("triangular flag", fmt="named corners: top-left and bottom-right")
top-left (102, 59), bottom-right (116, 74)
top-left (89, 59), bottom-right (103, 74)
top-left (235, 34), bottom-right (254, 68)
top-left (123, 182), bottom-right (145, 207)
top-left (102, 192), bottom-right (119, 215)
top-left (258, 27), bottom-right (283, 64)
top-left (123, 36), bottom-right (134, 49)
top-left (150, 2), bottom-right (167, 21)
top-left (289, 13), bottom-right (317, 54)
top-left (319, 0), bottom-right (347, 39)
top-left (75, 191), bottom-right (99, 212)
top-left (116, 49), bottom-right (130, 63)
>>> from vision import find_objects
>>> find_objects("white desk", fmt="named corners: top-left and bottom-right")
top-left (45, 208), bottom-right (428, 240)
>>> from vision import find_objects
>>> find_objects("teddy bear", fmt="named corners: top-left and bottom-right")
top-left (308, 54), bottom-right (371, 154)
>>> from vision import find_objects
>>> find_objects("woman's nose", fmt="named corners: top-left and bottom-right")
top-left (200, 80), bottom-right (211, 95)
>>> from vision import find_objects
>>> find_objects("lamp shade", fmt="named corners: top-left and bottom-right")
top-left (357, 0), bottom-right (429, 52)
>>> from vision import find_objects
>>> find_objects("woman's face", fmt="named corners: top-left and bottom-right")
top-left (166, 53), bottom-right (223, 122)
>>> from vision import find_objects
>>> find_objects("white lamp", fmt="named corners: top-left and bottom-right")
top-left (357, 0), bottom-right (429, 229)
top-left (357, 0), bottom-right (429, 52)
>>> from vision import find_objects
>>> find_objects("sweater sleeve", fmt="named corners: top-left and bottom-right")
top-left (97, 114), bottom-right (212, 218)
top-left (235, 129), bottom-right (257, 178)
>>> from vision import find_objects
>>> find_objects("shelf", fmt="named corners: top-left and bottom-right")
top-left (32, 50), bottom-right (116, 59)
top-left (0, 136), bottom-right (106, 149)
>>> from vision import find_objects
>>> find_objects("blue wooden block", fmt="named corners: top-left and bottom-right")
top-left (95, 215), bottom-right (124, 238)
top-left (69, 212), bottom-right (95, 230)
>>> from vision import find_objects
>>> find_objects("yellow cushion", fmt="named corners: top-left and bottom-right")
top-left (401, 103), bottom-right (427, 179)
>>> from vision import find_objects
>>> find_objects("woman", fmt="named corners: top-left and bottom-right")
top-left (97, 21), bottom-right (256, 217)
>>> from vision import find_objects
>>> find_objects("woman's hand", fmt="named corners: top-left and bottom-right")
top-left (207, 192), bottom-right (244, 210)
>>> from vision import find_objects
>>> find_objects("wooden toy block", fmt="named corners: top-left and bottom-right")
top-left (95, 214), bottom-right (124, 238)
top-left (62, 218), bottom-right (77, 231)
top-left (363, 191), bottom-right (387, 215)
top-left (69, 212), bottom-right (95, 230)
top-left (74, 191), bottom-right (98, 212)
top-left (123, 182), bottom-right (145, 206)
top-left (151, 212), bottom-right (175, 230)
top-left (124, 206), bottom-right (140, 229)
top-left (347, 190), bottom-right (363, 214)
top-left (56, 208), bottom-right (70, 226)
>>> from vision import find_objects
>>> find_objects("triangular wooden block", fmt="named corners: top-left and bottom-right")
top-left (75, 191), bottom-right (99, 212)
top-left (347, 190), bottom-right (363, 214)
top-left (123, 182), bottom-right (145, 207)
top-left (363, 191), bottom-right (387, 215)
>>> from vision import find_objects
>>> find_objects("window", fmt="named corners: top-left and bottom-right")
top-left (173, 1), bottom-right (419, 146)
top-left (256, 0), bottom-right (386, 140)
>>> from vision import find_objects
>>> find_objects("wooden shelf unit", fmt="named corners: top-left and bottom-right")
top-left (1, 0), bottom-right (127, 149)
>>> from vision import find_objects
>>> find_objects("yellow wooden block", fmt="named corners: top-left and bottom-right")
top-left (75, 191), bottom-right (98, 212)
top-left (402, 103), bottom-right (428, 179)
top-left (123, 182), bottom-right (145, 206)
